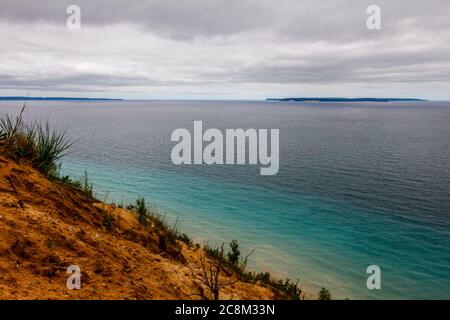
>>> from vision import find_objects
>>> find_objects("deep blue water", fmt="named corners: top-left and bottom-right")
top-left (1, 100), bottom-right (449, 299)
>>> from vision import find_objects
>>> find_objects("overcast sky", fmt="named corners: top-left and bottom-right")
top-left (0, 0), bottom-right (449, 99)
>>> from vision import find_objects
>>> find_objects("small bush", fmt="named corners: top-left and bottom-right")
top-left (129, 196), bottom-right (186, 250)
top-left (276, 278), bottom-right (302, 300)
top-left (318, 287), bottom-right (331, 300)
top-left (204, 244), bottom-right (223, 262)
top-left (227, 239), bottom-right (240, 266)
top-left (254, 272), bottom-right (271, 283)
top-left (204, 239), bottom-right (307, 300)
top-left (177, 232), bottom-right (193, 247)
top-left (135, 196), bottom-right (149, 226)
top-left (199, 244), bottom-right (238, 300)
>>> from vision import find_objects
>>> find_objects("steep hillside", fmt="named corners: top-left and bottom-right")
top-left (0, 151), bottom-right (280, 300)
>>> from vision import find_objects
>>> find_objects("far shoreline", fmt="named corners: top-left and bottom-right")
top-left (0, 96), bottom-right (123, 101)
top-left (266, 97), bottom-right (427, 102)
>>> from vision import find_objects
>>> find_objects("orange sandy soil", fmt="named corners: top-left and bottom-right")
top-left (0, 151), bottom-right (282, 300)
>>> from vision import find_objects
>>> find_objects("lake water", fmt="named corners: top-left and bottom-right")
top-left (1, 100), bottom-right (449, 299)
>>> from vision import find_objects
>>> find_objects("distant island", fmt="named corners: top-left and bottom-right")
top-left (0, 96), bottom-right (123, 101)
top-left (266, 97), bottom-right (427, 102)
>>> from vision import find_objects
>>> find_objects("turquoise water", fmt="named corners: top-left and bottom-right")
top-left (1, 100), bottom-right (449, 299)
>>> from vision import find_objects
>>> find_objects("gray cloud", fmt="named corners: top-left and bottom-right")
top-left (0, 0), bottom-right (449, 99)
top-left (1, 0), bottom-right (449, 40)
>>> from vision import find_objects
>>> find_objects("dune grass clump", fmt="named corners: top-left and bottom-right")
top-left (0, 106), bottom-right (73, 177)
top-left (0, 107), bottom-right (24, 141)
top-left (135, 196), bottom-right (150, 226)
top-left (34, 122), bottom-right (72, 176)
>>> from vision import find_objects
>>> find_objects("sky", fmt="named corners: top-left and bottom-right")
top-left (0, 0), bottom-right (449, 100)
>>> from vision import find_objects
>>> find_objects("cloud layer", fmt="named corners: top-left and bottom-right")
top-left (0, 0), bottom-right (449, 99)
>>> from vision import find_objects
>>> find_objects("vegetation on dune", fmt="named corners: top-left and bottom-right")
top-left (124, 195), bottom-right (309, 300)
top-left (58, 170), bottom-right (94, 197)
top-left (126, 196), bottom-right (195, 254)
top-left (0, 105), bottom-right (72, 177)
top-left (0, 106), bottom-right (95, 198)
top-left (204, 239), bottom-right (305, 300)
top-left (1, 106), bottom-right (332, 300)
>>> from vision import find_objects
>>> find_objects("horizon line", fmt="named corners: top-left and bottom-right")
top-left (0, 95), bottom-right (438, 102)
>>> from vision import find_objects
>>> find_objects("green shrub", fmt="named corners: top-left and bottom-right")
top-left (204, 239), bottom-right (307, 300)
top-left (135, 196), bottom-right (149, 226)
top-left (276, 278), bottom-right (302, 300)
top-left (205, 240), bottom-right (250, 273)
top-left (177, 232), bottom-right (193, 247)
top-left (204, 244), bottom-right (223, 262)
top-left (128, 197), bottom-right (185, 254)
top-left (318, 287), bottom-right (331, 300)
top-left (227, 239), bottom-right (240, 266)
top-left (254, 272), bottom-right (271, 283)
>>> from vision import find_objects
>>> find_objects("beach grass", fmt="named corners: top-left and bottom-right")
top-left (0, 105), bottom-right (72, 176)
